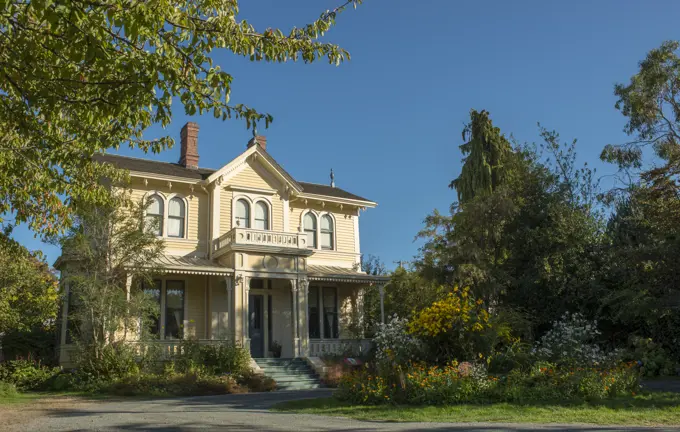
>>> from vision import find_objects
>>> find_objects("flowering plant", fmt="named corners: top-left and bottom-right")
top-left (407, 287), bottom-right (490, 362)
top-left (373, 314), bottom-right (422, 369)
top-left (532, 312), bottom-right (619, 367)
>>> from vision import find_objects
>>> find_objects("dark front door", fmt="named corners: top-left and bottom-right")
top-left (249, 294), bottom-right (264, 358)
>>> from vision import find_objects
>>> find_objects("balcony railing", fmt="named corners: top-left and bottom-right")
top-left (309, 339), bottom-right (374, 357)
top-left (213, 227), bottom-right (308, 255)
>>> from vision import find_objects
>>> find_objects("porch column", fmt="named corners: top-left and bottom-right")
top-left (379, 283), bottom-right (386, 325)
top-left (225, 275), bottom-right (234, 342)
top-left (290, 280), bottom-right (300, 357)
top-left (299, 277), bottom-right (309, 356)
top-left (242, 276), bottom-right (250, 351)
top-left (125, 273), bottom-right (133, 301)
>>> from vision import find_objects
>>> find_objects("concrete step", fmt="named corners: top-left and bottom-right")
top-left (276, 381), bottom-right (324, 390)
top-left (254, 357), bottom-right (323, 392)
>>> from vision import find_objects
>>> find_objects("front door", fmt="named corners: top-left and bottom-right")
top-left (249, 294), bottom-right (264, 358)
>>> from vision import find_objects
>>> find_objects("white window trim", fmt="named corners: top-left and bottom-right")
top-left (159, 277), bottom-right (189, 340)
top-left (142, 191), bottom-right (189, 240)
top-left (300, 210), bottom-right (336, 251)
top-left (253, 199), bottom-right (272, 231)
top-left (232, 194), bottom-right (273, 231)
top-left (308, 284), bottom-right (339, 340)
top-left (143, 191), bottom-right (166, 237)
top-left (167, 193), bottom-right (189, 239)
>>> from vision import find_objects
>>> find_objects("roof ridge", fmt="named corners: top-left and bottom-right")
top-left (97, 153), bottom-right (217, 172)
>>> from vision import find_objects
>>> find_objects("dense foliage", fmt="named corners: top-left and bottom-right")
top-left (336, 362), bottom-right (640, 405)
top-left (0, 230), bottom-right (59, 336)
top-left (58, 191), bottom-right (165, 365)
top-left (0, 0), bottom-right (363, 236)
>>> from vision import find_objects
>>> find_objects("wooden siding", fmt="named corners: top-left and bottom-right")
top-left (129, 178), bottom-right (209, 257)
top-left (219, 160), bottom-right (285, 235)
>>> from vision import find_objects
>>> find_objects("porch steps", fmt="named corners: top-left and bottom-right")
top-left (255, 358), bottom-right (323, 391)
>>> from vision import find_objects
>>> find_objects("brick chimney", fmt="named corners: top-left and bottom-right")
top-left (179, 122), bottom-right (199, 169)
top-left (247, 134), bottom-right (267, 151)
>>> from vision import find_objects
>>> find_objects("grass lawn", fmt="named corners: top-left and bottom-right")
top-left (273, 393), bottom-right (680, 426)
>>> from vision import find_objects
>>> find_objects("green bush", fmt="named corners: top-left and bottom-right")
top-left (0, 381), bottom-right (18, 397)
top-left (74, 342), bottom-right (141, 380)
top-left (624, 337), bottom-right (677, 377)
top-left (0, 359), bottom-right (61, 390)
top-left (173, 339), bottom-right (250, 376)
top-left (336, 361), bottom-right (641, 405)
top-left (103, 371), bottom-right (243, 397)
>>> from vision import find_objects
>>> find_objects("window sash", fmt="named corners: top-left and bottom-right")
top-left (146, 214), bottom-right (163, 237)
top-left (167, 215), bottom-right (184, 238)
top-left (321, 231), bottom-right (333, 250)
top-left (165, 281), bottom-right (185, 339)
top-left (254, 202), bottom-right (269, 230)
top-left (308, 286), bottom-right (320, 339)
top-left (323, 287), bottom-right (339, 339)
top-left (235, 200), bottom-right (250, 228)
top-left (142, 280), bottom-right (162, 338)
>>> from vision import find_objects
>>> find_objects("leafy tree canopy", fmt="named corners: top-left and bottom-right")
top-left (0, 228), bottom-right (59, 335)
top-left (0, 0), bottom-right (362, 236)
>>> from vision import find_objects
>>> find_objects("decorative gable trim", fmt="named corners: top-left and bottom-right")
top-left (205, 146), bottom-right (302, 194)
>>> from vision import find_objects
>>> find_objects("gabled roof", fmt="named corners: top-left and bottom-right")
top-left (298, 182), bottom-right (371, 203)
top-left (94, 154), bottom-right (215, 180)
top-left (94, 147), bottom-right (376, 205)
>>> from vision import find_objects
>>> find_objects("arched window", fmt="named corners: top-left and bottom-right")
top-left (254, 201), bottom-right (269, 230)
top-left (321, 215), bottom-right (334, 250)
top-left (146, 194), bottom-right (164, 236)
top-left (304, 213), bottom-right (317, 248)
top-left (235, 199), bottom-right (250, 228)
top-left (168, 197), bottom-right (186, 238)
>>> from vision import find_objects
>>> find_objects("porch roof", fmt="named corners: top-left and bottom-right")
top-left (153, 255), bottom-right (233, 276)
top-left (306, 265), bottom-right (390, 284)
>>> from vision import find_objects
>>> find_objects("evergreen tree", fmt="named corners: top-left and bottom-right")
top-left (450, 110), bottom-right (514, 203)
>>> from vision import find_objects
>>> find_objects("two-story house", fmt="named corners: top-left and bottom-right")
top-left (57, 122), bottom-right (388, 365)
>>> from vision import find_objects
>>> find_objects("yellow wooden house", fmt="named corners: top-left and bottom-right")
top-left (57, 122), bottom-right (388, 365)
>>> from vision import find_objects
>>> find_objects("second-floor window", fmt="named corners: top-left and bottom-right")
top-left (321, 215), bottom-right (334, 250)
top-left (168, 197), bottom-right (185, 238)
top-left (146, 194), bottom-right (164, 236)
top-left (304, 213), bottom-right (317, 248)
top-left (235, 199), bottom-right (250, 228)
top-left (254, 201), bottom-right (269, 230)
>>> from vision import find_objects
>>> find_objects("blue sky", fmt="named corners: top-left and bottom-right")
top-left (12, 0), bottom-right (680, 269)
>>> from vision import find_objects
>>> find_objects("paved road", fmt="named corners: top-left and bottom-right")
top-left (6, 389), bottom-right (680, 432)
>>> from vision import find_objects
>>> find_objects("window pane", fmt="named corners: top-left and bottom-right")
top-left (303, 213), bottom-right (316, 230)
top-left (165, 281), bottom-right (185, 339)
top-left (167, 217), bottom-right (183, 238)
top-left (143, 280), bottom-right (161, 338)
top-left (321, 215), bottom-right (333, 231)
top-left (254, 202), bottom-right (268, 230)
top-left (235, 199), bottom-right (250, 228)
top-left (169, 198), bottom-right (184, 217)
top-left (146, 215), bottom-right (162, 236)
top-left (148, 195), bottom-right (163, 215)
top-left (321, 232), bottom-right (333, 249)
top-left (323, 287), bottom-right (338, 339)
top-left (308, 286), bottom-right (320, 339)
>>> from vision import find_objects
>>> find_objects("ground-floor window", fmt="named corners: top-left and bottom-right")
top-left (308, 286), bottom-right (339, 339)
top-left (165, 281), bottom-right (185, 339)
top-left (142, 280), bottom-right (162, 338)
top-left (141, 279), bottom-right (185, 340)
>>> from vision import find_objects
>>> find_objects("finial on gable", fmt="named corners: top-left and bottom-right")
top-left (247, 124), bottom-right (267, 150)
top-left (330, 168), bottom-right (335, 188)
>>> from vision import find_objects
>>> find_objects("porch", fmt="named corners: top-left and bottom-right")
top-left (58, 255), bottom-right (388, 366)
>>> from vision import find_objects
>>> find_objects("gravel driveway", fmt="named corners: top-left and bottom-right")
top-left (4, 389), bottom-right (679, 432)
